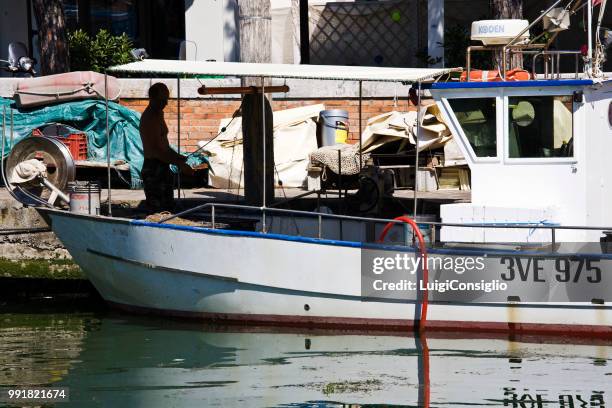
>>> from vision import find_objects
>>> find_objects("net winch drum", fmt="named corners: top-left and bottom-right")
top-left (4, 136), bottom-right (76, 206)
top-left (68, 181), bottom-right (101, 215)
top-left (318, 110), bottom-right (349, 146)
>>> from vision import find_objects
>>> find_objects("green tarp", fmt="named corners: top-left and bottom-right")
top-left (0, 98), bottom-right (207, 188)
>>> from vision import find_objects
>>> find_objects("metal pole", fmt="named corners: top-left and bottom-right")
top-left (587, 0), bottom-right (593, 75)
top-left (502, 0), bottom-right (564, 72)
top-left (466, 47), bottom-right (472, 81)
top-left (9, 109), bottom-right (13, 149)
top-left (412, 82), bottom-right (422, 218)
top-left (299, 0), bottom-right (310, 64)
top-left (2, 106), bottom-right (5, 158)
top-left (337, 149), bottom-right (342, 201)
top-left (358, 80), bottom-right (363, 170)
top-left (211, 205), bottom-right (216, 229)
top-left (1, 107), bottom-right (8, 193)
top-left (104, 71), bottom-right (112, 216)
top-left (177, 76), bottom-right (181, 200)
top-left (261, 76), bottom-right (267, 233)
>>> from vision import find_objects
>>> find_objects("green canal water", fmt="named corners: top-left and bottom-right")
top-left (1, 305), bottom-right (611, 407)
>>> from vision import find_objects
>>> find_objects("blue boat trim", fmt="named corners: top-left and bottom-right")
top-left (430, 79), bottom-right (593, 90)
top-left (130, 219), bottom-right (364, 248)
top-left (129, 219), bottom-right (612, 259)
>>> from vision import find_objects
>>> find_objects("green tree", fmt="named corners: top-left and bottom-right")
top-left (68, 29), bottom-right (133, 72)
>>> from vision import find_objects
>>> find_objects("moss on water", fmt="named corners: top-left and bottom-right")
top-left (0, 258), bottom-right (84, 280)
top-left (322, 379), bottom-right (383, 395)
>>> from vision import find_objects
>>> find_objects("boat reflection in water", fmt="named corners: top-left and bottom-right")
top-left (1, 313), bottom-right (611, 407)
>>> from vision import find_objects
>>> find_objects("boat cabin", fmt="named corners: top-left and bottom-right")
top-left (432, 79), bottom-right (612, 243)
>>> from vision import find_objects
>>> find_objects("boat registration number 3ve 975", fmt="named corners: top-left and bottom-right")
top-left (500, 257), bottom-right (602, 283)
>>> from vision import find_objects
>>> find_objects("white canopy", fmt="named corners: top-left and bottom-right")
top-left (108, 59), bottom-right (458, 83)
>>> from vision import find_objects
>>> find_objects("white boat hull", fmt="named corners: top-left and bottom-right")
top-left (43, 209), bottom-right (612, 336)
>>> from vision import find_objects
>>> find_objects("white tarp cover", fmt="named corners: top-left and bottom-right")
top-left (108, 60), bottom-right (457, 83)
top-left (361, 103), bottom-right (453, 153)
top-left (204, 104), bottom-right (323, 189)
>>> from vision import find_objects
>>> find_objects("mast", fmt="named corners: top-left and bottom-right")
top-left (593, 0), bottom-right (608, 77)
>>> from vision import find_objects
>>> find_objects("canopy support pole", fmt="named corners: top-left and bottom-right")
top-left (587, 0), bottom-right (593, 75)
top-left (413, 81), bottom-right (422, 218)
top-left (104, 70), bottom-right (112, 216)
top-left (177, 75), bottom-right (182, 200)
top-left (358, 80), bottom-right (363, 170)
top-left (261, 76), bottom-right (267, 233)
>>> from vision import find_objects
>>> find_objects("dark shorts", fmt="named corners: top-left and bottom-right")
top-left (141, 158), bottom-right (174, 211)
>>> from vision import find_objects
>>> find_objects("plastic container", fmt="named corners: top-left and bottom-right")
top-left (61, 133), bottom-right (88, 160)
top-left (33, 124), bottom-right (88, 160)
top-left (68, 181), bottom-right (101, 215)
top-left (319, 110), bottom-right (349, 146)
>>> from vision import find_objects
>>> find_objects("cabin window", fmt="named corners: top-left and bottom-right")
top-left (447, 98), bottom-right (497, 158)
top-left (508, 95), bottom-right (574, 158)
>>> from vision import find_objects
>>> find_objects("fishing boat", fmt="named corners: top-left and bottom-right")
top-left (4, 1), bottom-right (612, 337)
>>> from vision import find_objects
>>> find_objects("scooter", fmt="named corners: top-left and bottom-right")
top-left (0, 42), bottom-right (36, 77)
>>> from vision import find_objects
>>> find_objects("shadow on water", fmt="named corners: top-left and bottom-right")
top-left (0, 310), bottom-right (611, 407)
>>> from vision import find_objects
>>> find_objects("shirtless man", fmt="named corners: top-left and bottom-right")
top-left (139, 83), bottom-right (193, 211)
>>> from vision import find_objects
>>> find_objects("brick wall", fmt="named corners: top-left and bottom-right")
top-left (119, 97), bottom-right (417, 152)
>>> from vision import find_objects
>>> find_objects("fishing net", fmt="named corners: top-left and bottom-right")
top-left (309, 143), bottom-right (369, 176)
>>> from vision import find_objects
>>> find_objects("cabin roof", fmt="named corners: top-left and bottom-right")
top-left (108, 59), bottom-right (460, 83)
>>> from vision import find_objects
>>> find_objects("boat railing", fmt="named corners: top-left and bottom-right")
top-left (159, 203), bottom-right (612, 248)
top-left (466, 46), bottom-right (582, 81)
top-left (527, 50), bottom-right (582, 80)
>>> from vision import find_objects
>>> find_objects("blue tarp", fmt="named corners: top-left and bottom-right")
top-left (0, 98), bottom-right (207, 188)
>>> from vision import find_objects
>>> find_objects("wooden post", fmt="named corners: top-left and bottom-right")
top-left (238, 0), bottom-right (274, 206)
top-left (242, 92), bottom-right (274, 207)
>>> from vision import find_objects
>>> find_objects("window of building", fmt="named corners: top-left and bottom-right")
top-left (90, 0), bottom-right (139, 40)
top-left (447, 98), bottom-right (497, 158)
top-left (508, 95), bottom-right (574, 158)
top-left (62, 0), bottom-right (185, 59)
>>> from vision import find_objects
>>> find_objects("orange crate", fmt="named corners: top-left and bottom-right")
top-left (32, 130), bottom-right (88, 160)
top-left (62, 133), bottom-right (88, 160)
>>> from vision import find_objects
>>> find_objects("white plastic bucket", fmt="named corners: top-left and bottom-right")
top-left (68, 181), bottom-right (101, 215)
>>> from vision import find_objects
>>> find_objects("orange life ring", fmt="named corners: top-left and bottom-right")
top-left (460, 68), bottom-right (532, 82)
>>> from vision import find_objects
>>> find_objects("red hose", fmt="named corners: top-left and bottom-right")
top-left (378, 216), bottom-right (429, 333)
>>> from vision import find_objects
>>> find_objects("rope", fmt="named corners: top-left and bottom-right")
top-left (187, 101), bottom-right (244, 159)
top-left (273, 165), bottom-right (301, 235)
top-left (17, 81), bottom-right (123, 102)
